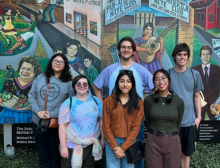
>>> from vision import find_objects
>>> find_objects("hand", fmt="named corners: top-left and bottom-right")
top-left (146, 48), bottom-right (153, 55)
top-left (100, 137), bottom-right (105, 149)
top-left (194, 117), bottom-right (201, 129)
top-left (37, 111), bottom-right (50, 119)
top-left (78, 68), bottom-right (85, 75)
top-left (61, 146), bottom-right (69, 159)
top-left (114, 147), bottom-right (125, 158)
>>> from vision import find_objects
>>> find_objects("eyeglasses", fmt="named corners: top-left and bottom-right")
top-left (120, 46), bottom-right (133, 50)
top-left (76, 82), bottom-right (88, 88)
top-left (53, 59), bottom-right (65, 65)
top-left (119, 70), bottom-right (133, 74)
top-left (154, 77), bottom-right (168, 83)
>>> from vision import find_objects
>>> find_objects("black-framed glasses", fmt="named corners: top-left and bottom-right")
top-left (119, 69), bottom-right (133, 74)
top-left (53, 59), bottom-right (65, 65)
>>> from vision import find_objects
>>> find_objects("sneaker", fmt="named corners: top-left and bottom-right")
top-left (20, 43), bottom-right (26, 49)
top-left (5, 50), bottom-right (13, 54)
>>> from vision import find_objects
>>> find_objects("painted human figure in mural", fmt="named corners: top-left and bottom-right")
top-left (43, 0), bottom-right (57, 23)
top-left (0, 56), bottom-right (42, 123)
top-left (64, 40), bottom-right (85, 77)
top-left (211, 94), bottom-right (220, 120)
top-left (133, 22), bottom-right (164, 75)
top-left (192, 46), bottom-right (220, 120)
top-left (0, 7), bottom-right (30, 46)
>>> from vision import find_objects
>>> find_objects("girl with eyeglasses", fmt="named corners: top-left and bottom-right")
top-left (102, 70), bottom-right (144, 168)
top-left (28, 54), bottom-right (74, 168)
top-left (144, 69), bottom-right (184, 168)
top-left (58, 75), bottom-right (104, 168)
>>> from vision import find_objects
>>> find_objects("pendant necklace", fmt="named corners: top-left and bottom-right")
top-left (161, 97), bottom-right (165, 105)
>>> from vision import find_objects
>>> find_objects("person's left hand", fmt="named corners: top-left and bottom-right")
top-left (78, 68), bottom-right (85, 75)
top-left (114, 147), bottom-right (125, 158)
top-left (100, 137), bottom-right (105, 148)
top-left (194, 117), bottom-right (201, 129)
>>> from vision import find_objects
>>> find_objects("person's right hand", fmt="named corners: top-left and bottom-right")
top-left (61, 146), bottom-right (69, 159)
top-left (37, 111), bottom-right (49, 119)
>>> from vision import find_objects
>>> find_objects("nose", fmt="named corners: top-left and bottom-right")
top-left (124, 81), bottom-right (127, 86)
top-left (124, 47), bottom-right (128, 51)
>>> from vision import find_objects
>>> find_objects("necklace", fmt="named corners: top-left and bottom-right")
top-left (161, 97), bottom-right (165, 105)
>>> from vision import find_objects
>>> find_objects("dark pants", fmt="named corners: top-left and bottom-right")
top-left (33, 123), bottom-right (61, 168)
top-left (61, 145), bottom-right (95, 168)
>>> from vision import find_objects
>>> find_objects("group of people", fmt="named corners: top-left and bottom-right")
top-left (28, 36), bottom-right (204, 168)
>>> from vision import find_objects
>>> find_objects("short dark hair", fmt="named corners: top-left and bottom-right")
top-left (172, 43), bottom-right (190, 63)
top-left (153, 69), bottom-right (171, 85)
top-left (117, 37), bottom-right (136, 52)
top-left (112, 70), bottom-right (139, 114)
top-left (72, 75), bottom-right (91, 94)
top-left (142, 22), bottom-right (154, 37)
top-left (45, 54), bottom-right (72, 83)
top-left (200, 46), bottom-right (212, 57)
top-left (63, 39), bottom-right (81, 55)
top-left (17, 56), bottom-right (42, 78)
top-left (83, 54), bottom-right (94, 64)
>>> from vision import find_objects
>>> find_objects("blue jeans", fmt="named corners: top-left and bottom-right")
top-left (105, 137), bottom-right (134, 168)
top-left (43, 4), bottom-right (56, 22)
top-left (135, 121), bottom-right (144, 168)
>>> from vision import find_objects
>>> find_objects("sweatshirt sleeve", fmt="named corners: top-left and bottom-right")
top-left (28, 76), bottom-right (41, 114)
top-left (121, 99), bottom-right (144, 151)
top-left (102, 98), bottom-right (119, 150)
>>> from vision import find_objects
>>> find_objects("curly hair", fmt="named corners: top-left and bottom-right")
top-left (45, 54), bottom-right (72, 83)
top-left (17, 56), bottom-right (42, 78)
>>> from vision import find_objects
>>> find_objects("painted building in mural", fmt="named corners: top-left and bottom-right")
top-left (0, 0), bottom-right (220, 126)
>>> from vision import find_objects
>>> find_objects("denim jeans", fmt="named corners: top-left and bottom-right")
top-left (105, 137), bottom-right (134, 168)
top-left (43, 4), bottom-right (56, 22)
top-left (135, 121), bottom-right (144, 168)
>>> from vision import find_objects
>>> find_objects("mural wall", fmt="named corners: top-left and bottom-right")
top-left (0, 0), bottom-right (220, 126)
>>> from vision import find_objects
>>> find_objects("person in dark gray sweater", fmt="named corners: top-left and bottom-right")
top-left (28, 53), bottom-right (74, 168)
top-left (144, 69), bottom-right (184, 168)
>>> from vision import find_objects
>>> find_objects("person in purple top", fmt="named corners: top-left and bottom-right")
top-left (93, 37), bottom-right (154, 168)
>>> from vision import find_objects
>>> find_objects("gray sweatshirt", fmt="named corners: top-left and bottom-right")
top-left (28, 74), bottom-right (74, 125)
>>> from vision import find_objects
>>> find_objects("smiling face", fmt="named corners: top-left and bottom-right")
top-left (19, 62), bottom-right (35, 82)
top-left (75, 78), bottom-right (89, 96)
top-left (52, 56), bottom-right (65, 74)
top-left (201, 50), bottom-right (211, 65)
top-left (143, 26), bottom-right (153, 36)
top-left (154, 72), bottom-right (169, 92)
top-left (119, 41), bottom-right (134, 61)
top-left (174, 51), bottom-right (188, 67)
top-left (5, 9), bottom-right (11, 16)
top-left (118, 75), bottom-right (132, 95)
top-left (67, 44), bottom-right (78, 58)
top-left (84, 59), bottom-right (92, 68)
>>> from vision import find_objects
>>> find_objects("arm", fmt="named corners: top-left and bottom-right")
top-left (93, 84), bottom-right (103, 103)
top-left (159, 37), bottom-right (164, 54)
top-left (144, 97), bottom-right (150, 130)
top-left (194, 92), bottom-right (201, 129)
top-left (98, 118), bottom-right (105, 148)
top-left (59, 123), bottom-right (68, 158)
top-left (177, 99), bottom-right (184, 131)
top-left (120, 100), bottom-right (144, 151)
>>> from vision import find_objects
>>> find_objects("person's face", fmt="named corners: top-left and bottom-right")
top-left (52, 56), bottom-right (65, 73)
top-left (67, 44), bottom-right (78, 57)
top-left (174, 51), bottom-right (188, 66)
top-left (5, 10), bottom-right (11, 16)
top-left (84, 59), bottom-right (92, 68)
top-left (119, 41), bottom-right (134, 60)
top-left (118, 75), bottom-right (132, 94)
top-left (143, 26), bottom-right (153, 36)
top-left (19, 62), bottom-right (35, 82)
top-left (75, 78), bottom-right (89, 95)
top-left (201, 50), bottom-right (211, 65)
top-left (154, 72), bottom-right (169, 92)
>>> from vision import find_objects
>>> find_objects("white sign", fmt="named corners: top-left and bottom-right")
top-left (149, 0), bottom-right (190, 23)
top-left (105, 0), bottom-right (141, 25)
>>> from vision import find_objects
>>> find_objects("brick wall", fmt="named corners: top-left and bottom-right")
top-left (178, 7), bottom-right (194, 67)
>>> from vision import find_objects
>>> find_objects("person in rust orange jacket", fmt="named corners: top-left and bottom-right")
top-left (102, 70), bottom-right (144, 168)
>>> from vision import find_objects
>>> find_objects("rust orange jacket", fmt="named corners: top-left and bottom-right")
top-left (102, 94), bottom-right (144, 151)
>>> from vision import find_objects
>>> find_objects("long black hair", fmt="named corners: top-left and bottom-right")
top-left (45, 54), bottom-right (72, 83)
top-left (112, 70), bottom-right (139, 114)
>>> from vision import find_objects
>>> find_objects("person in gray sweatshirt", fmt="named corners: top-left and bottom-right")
top-left (28, 53), bottom-right (74, 168)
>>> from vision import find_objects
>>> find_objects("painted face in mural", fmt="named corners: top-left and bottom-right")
top-left (143, 26), bottom-right (153, 36)
top-left (5, 9), bottom-right (12, 16)
top-left (75, 78), bottom-right (89, 96)
top-left (154, 72), bottom-right (169, 92)
top-left (118, 75), bottom-right (132, 95)
top-left (67, 44), bottom-right (78, 58)
top-left (52, 56), bottom-right (65, 74)
top-left (119, 41), bottom-right (134, 61)
top-left (19, 62), bottom-right (35, 82)
top-left (174, 51), bottom-right (188, 67)
top-left (84, 59), bottom-right (92, 68)
top-left (201, 50), bottom-right (211, 65)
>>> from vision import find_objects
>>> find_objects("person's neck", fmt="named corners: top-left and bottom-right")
top-left (119, 93), bottom-right (129, 104)
top-left (76, 93), bottom-right (88, 101)
top-left (54, 72), bottom-right (61, 78)
top-left (120, 58), bottom-right (133, 69)
top-left (66, 54), bottom-right (75, 61)
top-left (158, 89), bottom-right (169, 97)
top-left (174, 64), bottom-right (187, 73)
top-left (18, 77), bottom-right (32, 86)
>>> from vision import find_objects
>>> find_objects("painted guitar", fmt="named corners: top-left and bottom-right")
top-left (138, 21), bottom-right (177, 63)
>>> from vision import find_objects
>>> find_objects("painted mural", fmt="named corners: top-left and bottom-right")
top-left (0, 0), bottom-right (219, 125)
